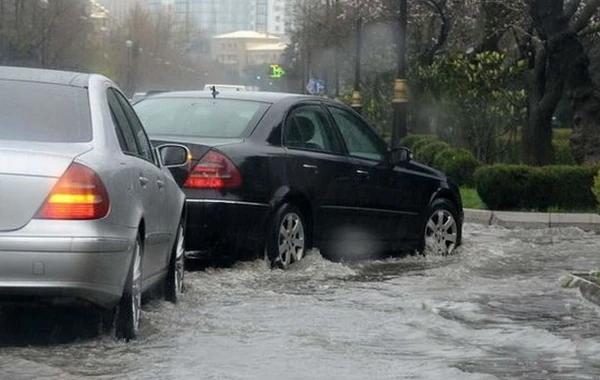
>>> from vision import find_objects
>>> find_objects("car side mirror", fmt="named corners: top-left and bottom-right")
top-left (158, 144), bottom-right (190, 168)
top-left (390, 147), bottom-right (413, 166)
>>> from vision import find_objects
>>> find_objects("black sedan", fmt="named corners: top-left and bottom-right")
top-left (134, 91), bottom-right (463, 268)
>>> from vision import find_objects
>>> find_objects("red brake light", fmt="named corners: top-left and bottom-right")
top-left (35, 163), bottom-right (110, 220)
top-left (183, 151), bottom-right (242, 189)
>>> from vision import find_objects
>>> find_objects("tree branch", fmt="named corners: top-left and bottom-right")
top-left (565, 0), bottom-right (582, 20)
top-left (417, 0), bottom-right (450, 65)
top-left (571, 0), bottom-right (600, 33)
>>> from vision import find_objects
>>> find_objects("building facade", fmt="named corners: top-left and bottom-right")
top-left (212, 31), bottom-right (285, 75)
top-left (141, 0), bottom-right (293, 38)
top-left (96, 0), bottom-right (146, 23)
top-left (168, 0), bottom-right (253, 36)
top-left (250, 0), bottom-right (288, 38)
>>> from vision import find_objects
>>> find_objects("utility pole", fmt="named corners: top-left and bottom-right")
top-left (333, 0), bottom-right (340, 99)
top-left (351, 0), bottom-right (362, 113)
top-left (185, 0), bottom-right (190, 43)
top-left (0, 0), bottom-right (4, 63)
top-left (391, 0), bottom-right (409, 148)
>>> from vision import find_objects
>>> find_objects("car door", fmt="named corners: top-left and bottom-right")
top-left (281, 103), bottom-right (356, 250)
top-left (108, 88), bottom-right (170, 282)
top-left (326, 105), bottom-right (419, 251)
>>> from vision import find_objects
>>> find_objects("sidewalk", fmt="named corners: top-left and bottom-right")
top-left (464, 209), bottom-right (600, 233)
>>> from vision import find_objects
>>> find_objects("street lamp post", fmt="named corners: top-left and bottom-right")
top-left (391, 0), bottom-right (409, 148)
top-left (351, 0), bottom-right (362, 114)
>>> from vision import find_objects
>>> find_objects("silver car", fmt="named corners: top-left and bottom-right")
top-left (0, 67), bottom-right (188, 340)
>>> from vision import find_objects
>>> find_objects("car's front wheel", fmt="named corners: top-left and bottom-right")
top-left (421, 198), bottom-right (460, 256)
top-left (115, 233), bottom-right (143, 341)
top-left (265, 204), bottom-right (307, 269)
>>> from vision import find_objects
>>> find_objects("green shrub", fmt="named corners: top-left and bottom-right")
top-left (400, 134), bottom-right (437, 151)
top-left (553, 140), bottom-right (575, 165)
top-left (412, 137), bottom-right (440, 156)
top-left (474, 165), bottom-right (531, 210)
top-left (495, 138), bottom-right (521, 164)
top-left (434, 148), bottom-right (482, 187)
top-left (417, 141), bottom-right (450, 165)
top-left (474, 165), bottom-right (598, 211)
top-left (553, 128), bottom-right (572, 141)
top-left (593, 170), bottom-right (600, 211)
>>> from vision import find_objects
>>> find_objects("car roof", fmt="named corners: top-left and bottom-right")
top-left (0, 66), bottom-right (90, 88)
top-left (141, 90), bottom-right (327, 104)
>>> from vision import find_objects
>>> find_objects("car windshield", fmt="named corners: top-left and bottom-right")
top-left (134, 97), bottom-right (267, 138)
top-left (0, 80), bottom-right (91, 143)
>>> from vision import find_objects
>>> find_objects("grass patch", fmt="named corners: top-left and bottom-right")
top-left (460, 187), bottom-right (486, 210)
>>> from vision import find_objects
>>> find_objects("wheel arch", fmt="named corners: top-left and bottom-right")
top-left (271, 187), bottom-right (314, 248)
top-left (429, 186), bottom-right (462, 215)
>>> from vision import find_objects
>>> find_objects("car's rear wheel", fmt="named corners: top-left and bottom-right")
top-left (115, 233), bottom-right (143, 341)
top-left (421, 198), bottom-right (460, 256)
top-left (165, 222), bottom-right (185, 303)
top-left (266, 204), bottom-right (307, 269)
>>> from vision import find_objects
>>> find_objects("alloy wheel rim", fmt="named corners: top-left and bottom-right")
top-left (131, 241), bottom-right (142, 332)
top-left (174, 225), bottom-right (185, 294)
top-left (424, 210), bottom-right (457, 256)
top-left (277, 213), bottom-right (305, 267)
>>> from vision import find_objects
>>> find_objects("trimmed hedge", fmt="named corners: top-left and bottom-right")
top-left (412, 138), bottom-right (438, 157)
top-left (474, 165), bottom-right (598, 211)
top-left (400, 134), bottom-right (437, 151)
top-left (434, 148), bottom-right (482, 187)
top-left (418, 141), bottom-right (450, 166)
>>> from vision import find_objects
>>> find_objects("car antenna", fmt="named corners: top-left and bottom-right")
top-left (211, 85), bottom-right (219, 99)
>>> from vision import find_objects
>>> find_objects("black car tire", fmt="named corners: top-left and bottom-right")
top-left (265, 203), bottom-right (308, 270)
top-left (420, 198), bottom-right (461, 256)
top-left (115, 233), bottom-right (143, 341)
top-left (165, 221), bottom-right (185, 303)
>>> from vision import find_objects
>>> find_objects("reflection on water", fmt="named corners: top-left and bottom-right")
top-left (0, 224), bottom-right (599, 379)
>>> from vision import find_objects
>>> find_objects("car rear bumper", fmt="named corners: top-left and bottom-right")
top-left (0, 227), bottom-right (135, 308)
top-left (185, 199), bottom-right (271, 259)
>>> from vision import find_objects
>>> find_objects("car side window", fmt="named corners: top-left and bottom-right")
top-left (328, 106), bottom-right (388, 162)
top-left (283, 105), bottom-right (343, 154)
top-left (112, 89), bottom-right (157, 165)
top-left (107, 89), bottom-right (138, 156)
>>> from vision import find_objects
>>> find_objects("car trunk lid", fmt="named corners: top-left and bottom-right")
top-left (0, 141), bottom-right (92, 231)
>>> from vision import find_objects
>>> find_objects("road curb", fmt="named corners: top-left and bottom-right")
top-left (464, 209), bottom-right (600, 233)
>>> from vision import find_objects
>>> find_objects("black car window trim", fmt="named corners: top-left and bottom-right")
top-left (281, 102), bottom-right (347, 157)
top-left (111, 88), bottom-right (159, 166)
top-left (107, 89), bottom-right (140, 156)
top-left (134, 96), bottom-right (272, 139)
top-left (325, 104), bottom-right (390, 163)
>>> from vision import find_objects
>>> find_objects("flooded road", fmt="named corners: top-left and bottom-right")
top-left (1, 224), bottom-right (600, 380)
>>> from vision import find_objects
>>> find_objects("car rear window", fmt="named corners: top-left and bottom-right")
top-left (134, 97), bottom-right (268, 138)
top-left (0, 80), bottom-right (92, 142)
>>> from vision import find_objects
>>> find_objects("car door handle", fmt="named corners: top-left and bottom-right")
top-left (139, 176), bottom-right (149, 186)
top-left (302, 164), bottom-right (318, 171)
top-left (157, 179), bottom-right (165, 189)
top-left (355, 169), bottom-right (370, 178)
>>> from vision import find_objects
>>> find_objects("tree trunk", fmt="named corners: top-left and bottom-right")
top-left (524, 102), bottom-right (555, 165)
top-left (523, 45), bottom-right (559, 165)
top-left (565, 29), bottom-right (600, 165)
top-left (523, 0), bottom-right (568, 165)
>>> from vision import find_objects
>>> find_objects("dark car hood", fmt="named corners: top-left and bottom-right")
top-left (406, 161), bottom-right (446, 179)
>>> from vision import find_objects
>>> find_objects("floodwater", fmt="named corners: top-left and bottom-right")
top-left (1, 224), bottom-right (600, 379)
